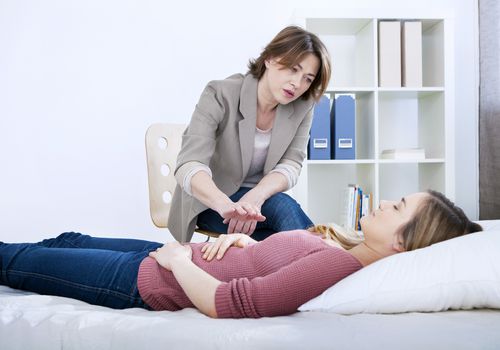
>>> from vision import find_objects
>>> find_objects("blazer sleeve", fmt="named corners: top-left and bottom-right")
top-left (213, 248), bottom-right (361, 318)
top-left (273, 105), bottom-right (314, 180)
top-left (175, 83), bottom-right (225, 187)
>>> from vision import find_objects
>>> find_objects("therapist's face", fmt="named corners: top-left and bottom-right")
top-left (263, 53), bottom-right (319, 105)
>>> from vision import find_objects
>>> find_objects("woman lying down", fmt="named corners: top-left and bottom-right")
top-left (0, 190), bottom-right (482, 318)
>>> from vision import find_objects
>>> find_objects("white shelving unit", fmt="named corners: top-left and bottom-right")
top-left (292, 12), bottom-right (454, 225)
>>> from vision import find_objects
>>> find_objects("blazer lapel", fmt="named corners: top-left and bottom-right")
top-left (238, 75), bottom-right (258, 177)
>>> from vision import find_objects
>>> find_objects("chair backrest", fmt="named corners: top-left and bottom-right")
top-left (145, 123), bottom-right (186, 228)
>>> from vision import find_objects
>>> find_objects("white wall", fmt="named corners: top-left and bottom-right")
top-left (0, 0), bottom-right (479, 242)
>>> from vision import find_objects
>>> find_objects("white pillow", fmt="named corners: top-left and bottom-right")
top-left (299, 229), bottom-right (500, 314)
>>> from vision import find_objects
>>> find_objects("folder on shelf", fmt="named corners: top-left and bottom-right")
top-left (378, 21), bottom-right (401, 87)
top-left (331, 94), bottom-right (356, 160)
top-left (402, 21), bottom-right (423, 87)
top-left (308, 95), bottom-right (331, 160)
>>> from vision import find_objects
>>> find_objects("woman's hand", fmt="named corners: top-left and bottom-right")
top-left (201, 234), bottom-right (257, 261)
top-left (149, 241), bottom-right (193, 271)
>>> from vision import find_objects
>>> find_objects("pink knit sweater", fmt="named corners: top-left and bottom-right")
top-left (137, 230), bottom-right (362, 318)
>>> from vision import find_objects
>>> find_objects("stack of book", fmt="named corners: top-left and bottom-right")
top-left (341, 184), bottom-right (373, 231)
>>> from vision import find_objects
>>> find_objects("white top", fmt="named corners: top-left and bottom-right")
top-left (241, 127), bottom-right (273, 188)
top-left (183, 127), bottom-right (298, 196)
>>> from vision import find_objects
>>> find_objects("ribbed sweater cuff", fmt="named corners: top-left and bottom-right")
top-left (214, 282), bottom-right (235, 318)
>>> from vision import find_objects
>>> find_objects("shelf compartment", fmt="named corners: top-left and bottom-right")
top-left (379, 162), bottom-right (445, 202)
top-left (375, 18), bottom-right (444, 87)
top-left (306, 163), bottom-right (375, 224)
top-left (421, 19), bottom-right (444, 87)
top-left (325, 90), bottom-right (376, 160)
top-left (378, 91), bottom-right (444, 159)
top-left (306, 18), bottom-right (375, 87)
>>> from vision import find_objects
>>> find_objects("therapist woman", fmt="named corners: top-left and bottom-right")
top-left (168, 26), bottom-right (332, 242)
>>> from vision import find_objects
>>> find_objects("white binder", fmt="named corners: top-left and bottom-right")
top-left (402, 21), bottom-right (423, 87)
top-left (378, 21), bottom-right (401, 87)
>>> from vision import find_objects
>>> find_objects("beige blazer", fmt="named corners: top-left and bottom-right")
top-left (168, 73), bottom-right (314, 242)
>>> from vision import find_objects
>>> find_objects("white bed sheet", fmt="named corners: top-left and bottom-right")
top-left (1, 220), bottom-right (500, 350)
top-left (1, 285), bottom-right (500, 350)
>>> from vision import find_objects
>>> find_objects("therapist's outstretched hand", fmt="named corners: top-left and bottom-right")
top-left (217, 201), bottom-right (265, 235)
top-left (223, 202), bottom-right (265, 235)
top-left (223, 191), bottom-right (267, 235)
top-left (224, 217), bottom-right (258, 235)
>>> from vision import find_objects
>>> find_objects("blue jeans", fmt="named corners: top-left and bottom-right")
top-left (0, 232), bottom-right (163, 310)
top-left (197, 187), bottom-right (313, 241)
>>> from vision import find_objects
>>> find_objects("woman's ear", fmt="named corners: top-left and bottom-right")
top-left (391, 233), bottom-right (406, 252)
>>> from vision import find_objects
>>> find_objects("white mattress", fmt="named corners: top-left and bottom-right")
top-left (2, 219), bottom-right (500, 349)
top-left (1, 285), bottom-right (500, 350)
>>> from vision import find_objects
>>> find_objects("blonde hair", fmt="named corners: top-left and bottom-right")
top-left (308, 190), bottom-right (482, 251)
top-left (247, 26), bottom-right (331, 102)
top-left (308, 223), bottom-right (363, 250)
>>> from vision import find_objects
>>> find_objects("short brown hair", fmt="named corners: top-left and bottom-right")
top-left (248, 26), bottom-right (331, 101)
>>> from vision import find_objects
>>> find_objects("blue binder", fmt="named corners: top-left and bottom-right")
top-left (308, 95), bottom-right (331, 160)
top-left (331, 94), bottom-right (356, 159)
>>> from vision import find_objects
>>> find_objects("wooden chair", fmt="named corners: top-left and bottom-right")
top-left (145, 123), bottom-right (221, 241)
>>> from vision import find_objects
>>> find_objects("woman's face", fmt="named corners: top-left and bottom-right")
top-left (264, 53), bottom-right (320, 104)
top-left (360, 192), bottom-right (429, 251)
